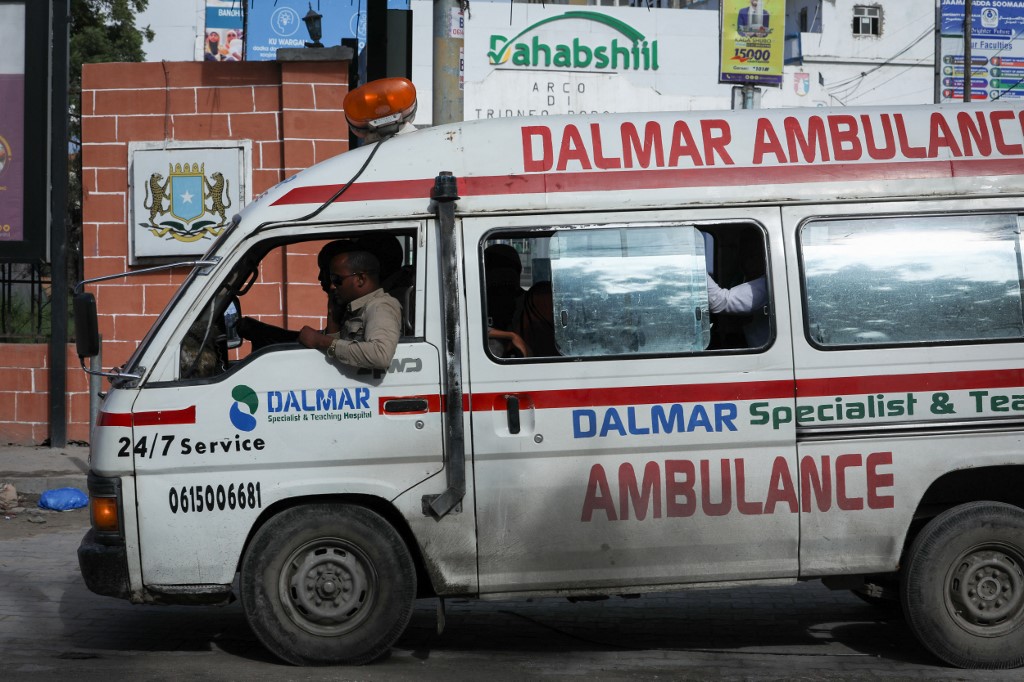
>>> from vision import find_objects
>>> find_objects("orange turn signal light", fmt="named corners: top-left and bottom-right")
top-left (344, 77), bottom-right (417, 139)
top-left (91, 496), bottom-right (120, 533)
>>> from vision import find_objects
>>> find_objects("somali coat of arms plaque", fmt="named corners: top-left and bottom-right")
top-left (129, 141), bottom-right (251, 263)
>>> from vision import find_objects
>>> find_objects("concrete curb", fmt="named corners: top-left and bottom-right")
top-left (0, 445), bottom-right (90, 496)
top-left (4, 474), bottom-right (89, 496)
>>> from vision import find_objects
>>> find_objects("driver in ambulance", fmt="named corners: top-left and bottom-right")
top-left (297, 250), bottom-right (402, 370)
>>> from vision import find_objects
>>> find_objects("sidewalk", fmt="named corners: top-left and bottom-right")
top-left (0, 444), bottom-right (89, 495)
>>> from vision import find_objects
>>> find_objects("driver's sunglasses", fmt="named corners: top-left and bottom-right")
top-left (329, 272), bottom-right (363, 287)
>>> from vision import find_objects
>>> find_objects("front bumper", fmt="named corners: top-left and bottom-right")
top-left (78, 528), bottom-right (131, 600)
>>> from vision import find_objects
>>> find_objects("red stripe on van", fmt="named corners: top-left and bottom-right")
top-left (469, 379), bottom-right (795, 411)
top-left (384, 368), bottom-right (1024, 416)
top-left (97, 411), bottom-right (132, 427)
top-left (796, 368), bottom-right (1024, 397)
top-left (378, 395), bottom-right (470, 413)
top-left (384, 380), bottom-right (794, 415)
top-left (97, 407), bottom-right (197, 427)
top-left (270, 158), bottom-right (1024, 206)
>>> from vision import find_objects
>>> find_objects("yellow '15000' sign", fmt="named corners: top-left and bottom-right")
top-left (720, 0), bottom-right (785, 86)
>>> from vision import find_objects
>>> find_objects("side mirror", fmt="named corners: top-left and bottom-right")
top-left (224, 298), bottom-right (242, 350)
top-left (73, 293), bottom-right (100, 358)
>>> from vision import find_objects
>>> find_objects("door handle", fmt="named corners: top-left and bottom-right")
top-left (505, 394), bottom-right (521, 435)
top-left (384, 398), bottom-right (429, 414)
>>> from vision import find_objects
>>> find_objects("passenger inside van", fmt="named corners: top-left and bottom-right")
top-left (704, 228), bottom-right (770, 349)
top-left (485, 244), bottom-right (530, 357)
top-left (706, 274), bottom-right (767, 315)
top-left (516, 281), bottom-right (557, 357)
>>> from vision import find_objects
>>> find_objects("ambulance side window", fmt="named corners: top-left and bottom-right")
top-left (801, 213), bottom-right (1024, 348)
top-left (485, 223), bottom-right (777, 360)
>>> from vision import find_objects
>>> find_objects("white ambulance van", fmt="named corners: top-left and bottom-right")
top-left (75, 78), bottom-right (1024, 668)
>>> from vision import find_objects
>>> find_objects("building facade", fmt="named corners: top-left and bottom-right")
top-left (779, 0), bottom-right (935, 108)
top-left (141, 2), bottom-right (937, 115)
top-left (409, 0), bottom-right (936, 123)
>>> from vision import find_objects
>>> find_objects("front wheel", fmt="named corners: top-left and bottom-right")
top-left (240, 503), bottom-right (416, 665)
top-left (901, 501), bottom-right (1024, 669)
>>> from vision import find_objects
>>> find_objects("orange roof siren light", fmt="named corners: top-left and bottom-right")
top-left (344, 77), bottom-right (418, 141)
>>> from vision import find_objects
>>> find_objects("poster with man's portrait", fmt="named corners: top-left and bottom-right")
top-left (720, 0), bottom-right (785, 86)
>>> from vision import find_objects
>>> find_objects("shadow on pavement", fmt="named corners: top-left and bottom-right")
top-left (39, 546), bottom-right (942, 670)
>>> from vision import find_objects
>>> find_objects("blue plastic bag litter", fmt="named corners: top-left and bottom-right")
top-left (38, 487), bottom-right (88, 511)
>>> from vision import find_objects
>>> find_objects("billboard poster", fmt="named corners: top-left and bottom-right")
top-left (436, 3), bottom-right (731, 128)
top-left (204, 1), bottom-right (244, 62)
top-left (939, 0), bottom-right (1024, 101)
top-left (129, 142), bottom-right (250, 262)
top-left (719, 0), bottom-right (785, 86)
top-left (245, 0), bottom-right (367, 62)
top-left (0, 3), bottom-right (25, 244)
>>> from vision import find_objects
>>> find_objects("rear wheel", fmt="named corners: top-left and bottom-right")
top-left (240, 503), bottom-right (416, 665)
top-left (901, 501), bottom-right (1024, 669)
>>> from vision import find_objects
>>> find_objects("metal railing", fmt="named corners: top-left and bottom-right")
top-left (0, 262), bottom-right (52, 342)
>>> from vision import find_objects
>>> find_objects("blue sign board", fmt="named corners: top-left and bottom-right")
top-left (939, 0), bottom-right (1024, 101)
top-left (941, 0), bottom-right (1024, 37)
top-left (245, 0), bottom-right (370, 62)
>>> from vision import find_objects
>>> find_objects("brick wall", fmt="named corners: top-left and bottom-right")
top-left (1, 58), bottom-right (350, 446)
top-left (0, 344), bottom-right (90, 444)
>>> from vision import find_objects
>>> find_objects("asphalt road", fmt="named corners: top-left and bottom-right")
top-left (1, 520), bottom-right (1021, 681)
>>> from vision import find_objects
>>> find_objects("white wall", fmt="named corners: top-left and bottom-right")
top-left (768, 0), bottom-right (935, 107)
top-left (135, 0), bottom-right (206, 62)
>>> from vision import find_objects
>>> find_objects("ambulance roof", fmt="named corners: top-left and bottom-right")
top-left (242, 101), bottom-right (1024, 229)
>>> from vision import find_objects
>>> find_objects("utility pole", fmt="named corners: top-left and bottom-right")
top-left (432, 0), bottom-right (464, 124)
top-left (742, 84), bottom-right (757, 109)
top-left (964, 0), bottom-right (972, 102)
top-left (49, 0), bottom-right (70, 447)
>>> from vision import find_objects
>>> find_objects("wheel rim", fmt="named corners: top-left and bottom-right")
top-left (278, 538), bottom-right (377, 637)
top-left (945, 542), bottom-right (1024, 638)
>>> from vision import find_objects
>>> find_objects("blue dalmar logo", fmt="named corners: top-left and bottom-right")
top-left (230, 385), bottom-right (258, 432)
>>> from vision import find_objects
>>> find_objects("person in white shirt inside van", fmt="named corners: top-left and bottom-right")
top-left (707, 271), bottom-right (769, 348)
top-left (297, 250), bottom-right (402, 370)
top-left (706, 274), bottom-right (766, 316)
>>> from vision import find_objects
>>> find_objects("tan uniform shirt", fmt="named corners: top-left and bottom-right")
top-left (329, 288), bottom-right (402, 370)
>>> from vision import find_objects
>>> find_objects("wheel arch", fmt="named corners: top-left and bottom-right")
top-left (839, 466), bottom-right (1024, 604)
top-left (902, 465), bottom-right (1024, 564)
top-left (237, 492), bottom-right (437, 599)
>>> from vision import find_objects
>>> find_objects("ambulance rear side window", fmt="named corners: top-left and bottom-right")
top-left (800, 213), bottom-right (1024, 348)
